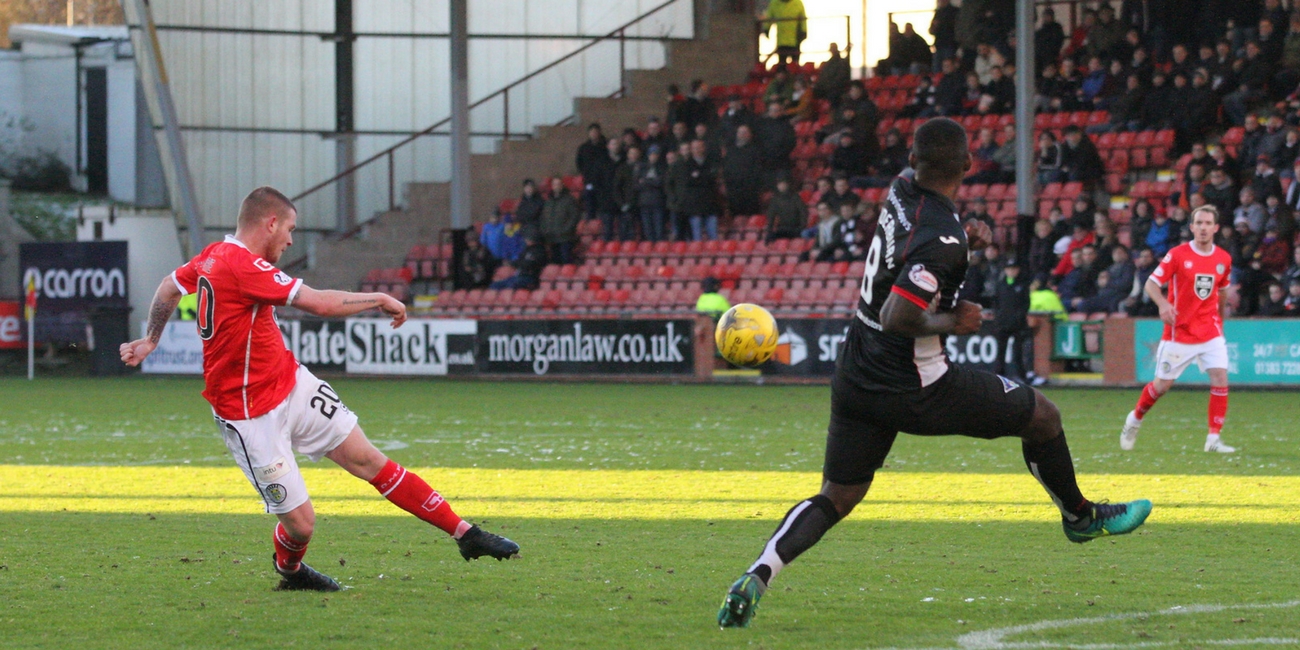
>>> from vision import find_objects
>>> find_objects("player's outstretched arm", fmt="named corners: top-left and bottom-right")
top-left (1145, 278), bottom-right (1175, 326)
top-left (879, 292), bottom-right (982, 337)
top-left (120, 277), bottom-right (183, 367)
top-left (292, 285), bottom-right (407, 328)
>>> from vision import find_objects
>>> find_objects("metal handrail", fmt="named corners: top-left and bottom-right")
top-left (289, 0), bottom-right (688, 212)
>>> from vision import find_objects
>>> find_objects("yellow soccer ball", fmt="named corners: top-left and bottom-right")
top-left (714, 303), bottom-right (780, 367)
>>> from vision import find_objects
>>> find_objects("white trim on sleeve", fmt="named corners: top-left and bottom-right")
top-left (171, 271), bottom-right (189, 296)
top-left (285, 278), bottom-right (304, 306)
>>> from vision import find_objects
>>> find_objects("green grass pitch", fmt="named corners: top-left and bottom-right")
top-left (1, 377), bottom-right (1298, 649)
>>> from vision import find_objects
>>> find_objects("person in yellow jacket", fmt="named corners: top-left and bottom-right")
top-left (696, 276), bottom-right (732, 321)
top-left (1029, 275), bottom-right (1067, 321)
top-left (764, 0), bottom-right (807, 66)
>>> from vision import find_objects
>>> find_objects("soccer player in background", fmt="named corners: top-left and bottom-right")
top-left (120, 187), bottom-right (519, 592)
top-left (1120, 205), bottom-right (1237, 453)
top-left (717, 119), bottom-right (1151, 629)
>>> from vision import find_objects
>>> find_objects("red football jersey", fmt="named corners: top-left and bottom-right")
top-left (1149, 242), bottom-right (1231, 344)
top-left (171, 236), bottom-right (302, 420)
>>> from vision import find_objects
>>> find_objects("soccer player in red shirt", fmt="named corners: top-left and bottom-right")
top-left (120, 187), bottom-right (519, 591)
top-left (1121, 205), bottom-right (1236, 453)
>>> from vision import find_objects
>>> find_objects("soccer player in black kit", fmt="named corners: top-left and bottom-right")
top-left (717, 118), bottom-right (1151, 628)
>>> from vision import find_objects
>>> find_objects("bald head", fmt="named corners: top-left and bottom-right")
top-left (237, 187), bottom-right (296, 231)
top-left (911, 118), bottom-right (971, 184)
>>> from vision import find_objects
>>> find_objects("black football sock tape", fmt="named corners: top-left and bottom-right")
top-left (1023, 432), bottom-right (1092, 522)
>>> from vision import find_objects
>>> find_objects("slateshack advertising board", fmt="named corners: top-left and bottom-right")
top-left (764, 318), bottom-right (1016, 376)
top-left (477, 319), bottom-right (694, 375)
top-left (20, 241), bottom-right (128, 343)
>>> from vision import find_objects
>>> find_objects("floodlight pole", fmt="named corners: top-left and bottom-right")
top-left (1014, 0), bottom-right (1036, 257)
top-left (449, 0), bottom-right (470, 230)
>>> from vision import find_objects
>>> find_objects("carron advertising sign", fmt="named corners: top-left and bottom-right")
top-left (20, 241), bottom-right (128, 343)
top-left (477, 319), bottom-right (693, 375)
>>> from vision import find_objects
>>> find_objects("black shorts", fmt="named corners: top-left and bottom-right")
top-left (823, 363), bottom-right (1038, 485)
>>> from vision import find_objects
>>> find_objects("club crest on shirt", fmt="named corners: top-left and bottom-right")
top-left (909, 265), bottom-right (939, 292)
top-left (273, 271), bottom-right (293, 286)
top-left (999, 376), bottom-right (1020, 393)
top-left (1216, 264), bottom-right (1225, 275)
top-left (1194, 273), bottom-right (1214, 299)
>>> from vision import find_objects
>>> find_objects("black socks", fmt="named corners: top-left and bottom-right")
top-left (1022, 433), bottom-right (1092, 522)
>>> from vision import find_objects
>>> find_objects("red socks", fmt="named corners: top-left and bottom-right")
top-left (1208, 386), bottom-right (1228, 435)
top-left (369, 459), bottom-right (469, 537)
top-left (274, 522), bottom-right (308, 573)
top-left (1134, 383), bottom-right (1161, 419)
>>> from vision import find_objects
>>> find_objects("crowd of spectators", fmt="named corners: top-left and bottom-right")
top-left (461, 0), bottom-right (1300, 318)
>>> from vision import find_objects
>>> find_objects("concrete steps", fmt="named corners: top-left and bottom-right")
top-left (303, 6), bottom-right (757, 292)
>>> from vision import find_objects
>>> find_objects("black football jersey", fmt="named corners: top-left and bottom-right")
top-left (838, 170), bottom-right (970, 393)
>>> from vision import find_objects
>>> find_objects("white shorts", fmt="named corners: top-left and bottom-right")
top-left (214, 365), bottom-right (358, 514)
top-left (1154, 336), bottom-right (1229, 381)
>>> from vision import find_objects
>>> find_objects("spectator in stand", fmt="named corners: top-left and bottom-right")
top-left (896, 23), bottom-right (933, 74)
top-left (515, 178), bottom-right (544, 236)
top-left (755, 100), bottom-right (798, 188)
top-left (801, 202), bottom-right (841, 261)
top-left (763, 67), bottom-right (795, 107)
top-left (1168, 204), bottom-right (1194, 243)
top-left (1224, 41), bottom-right (1272, 125)
top-left (1252, 155), bottom-right (1284, 202)
top-left (718, 105), bottom-right (755, 151)
top-left (900, 75), bottom-right (938, 118)
top-left (696, 276), bottom-right (731, 321)
top-left (1284, 245), bottom-right (1300, 285)
top-left (681, 139), bottom-right (720, 241)
top-left (961, 198), bottom-right (994, 235)
top-left (764, 0), bottom-right (807, 66)
top-left (1257, 114), bottom-right (1288, 164)
top-left (1036, 62), bottom-right (1063, 112)
top-left (723, 124), bottom-right (763, 217)
top-left (669, 120), bottom-right (692, 153)
top-left (815, 42), bottom-right (852, 104)
top-left (827, 82), bottom-right (878, 138)
top-left (1237, 115), bottom-right (1264, 167)
top-left (1180, 70), bottom-right (1216, 144)
top-left (1257, 226), bottom-right (1293, 275)
top-left (693, 122), bottom-right (722, 166)
top-left (1275, 15), bottom-right (1300, 93)
top-left (1286, 159), bottom-right (1300, 207)
top-left (1094, 217), bottom-right (1120, 263)
top-left (1089, 4), bottom-right (1126, 61)
top-left (867, 128), bottom-right (910, 186)
top-left (1054, 223), bottom-right (1096, 277)
top-left (930, 0), bottom-right (959, 68)
top-left (1235, 186), bottom-right (1268, 234)
top-left (612, 145), bottom-right (642, 242)
top-left (1106, 245), bottom-right (1135, 298)
top-left (642, 117), bottom-right (671, 156)
top-left (620, 127), bottom-right (642, 152)
top-left (575, 123), bottom-right (607, 221)
top-left (1124, 247), bottom-right (1159, 316)
top-left (979, 243), bottom-right (1007, 307)
top-left (960, 71), bottom-right (985, 115)
top-left (1128, 45), bottom-right (1154, 86)
top-left (481, 210), bottom-right (525, 263)
top-left (830, 130), bottom-right (871, 181)
top-left (1068, 196), bottom-right (1097, 231)
top-left (1264, 193), bottom-right (1296, 242)
top-left (1072, 268), bottom-right (1125, 313)
top-left (960, 246), bottom-right (990, 304)
top-left (1078, 57), bottom-right (1109, 107)
top-left (992, 257), bottom-right (1031, 381)
top-left (1258, 17), bottom-right (1284, 69)
top-left (1138, 71), bottom-right (1174, 130)
top-left (1202, 167), bottom-right (1239, 223)
top-left (966, 128), bottom-right (1003, 185)
top-left (664, 84), bottom-right (684, 127)
top-left (1091, 73), bottom-right (1144, 133)
top-left (665, 146), bottom-right (686, 240)
top-left (1258, 281), bottom-right (1289, 316)
top-left (1144, 209), bottom-right (1174, 257)
top-left (595, 137), bottom-right (625, 242)
top-left (1029, 275), bottom-right (1067, 322)
top-left (1286, 279), bottom-right (1300, 315)
top-left (1062, 9), bottom-right (1096, 62)
top-left (541, 177), bottom-right (581, 265)
top-left (1060, 126), bottom-right (1104, 186)
top-left (1129, 198), bottom-right (1157, 246)
top-left (636, 145), bottom-right (668, 243)
top-left (973, 43), bottom-right (1002, 85)
top-left (1272, 129), bottom-right (1300, 171)
top-left (766, 177), bottom-right (808, 242)
top-left (821, 175), bottom-right (861, 214)
top-left (1037, 131), bottom-right (1065, 184)
top-left (786, 77), bottom-right (818, 123)
top-left (983, 65), bottom-right (1016, 113)
top-left (1028, 219), bottom-right (1059, 280)
top-left (990, 122), bottom-right (1017, 183)
top-left (1035, 8), bottom-right (1066, 74)
top-left (459, 230), bottom-right (494, 289)
top-left (1056, 249), bottom-right (1090, 306)
top-left (933, 58), bottom-right (966, 116)
top-left (1209, 143), bottom-right (1241, 183)
top-left (1169, 44), bottom-right (1196, 79)
top-left (679, 79), bottom-right (715, 130)
top-left (489, 233), bottom-right (546, 291)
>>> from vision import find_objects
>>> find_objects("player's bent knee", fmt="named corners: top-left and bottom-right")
top-left (278, 505), bottom-right (316, 541)
top-left (1020, 389), bottom-right (1061, 444)
top-left (820, 480), bottom-right (870, 517)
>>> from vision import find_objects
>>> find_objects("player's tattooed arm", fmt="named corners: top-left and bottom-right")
top-left (293, 285), bottom-right (407, 328)
top-left (120, 277), bottom-right (182, 367)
